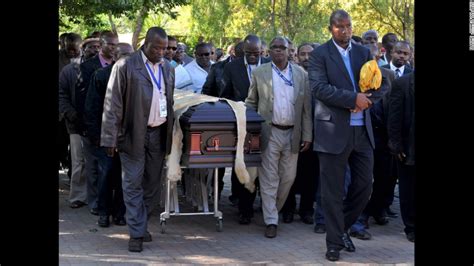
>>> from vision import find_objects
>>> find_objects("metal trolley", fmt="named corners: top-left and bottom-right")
top-left (159, 167), bottom-right (223, 233)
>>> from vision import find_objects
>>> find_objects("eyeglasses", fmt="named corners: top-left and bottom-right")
top-left (197, 53), bottom-right (210, 57)
top-left (270, 45), bottom-right (287, 50)
top-left (167, 46), bottom-right (177, 51)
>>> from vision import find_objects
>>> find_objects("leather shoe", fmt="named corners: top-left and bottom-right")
top-left (385, 207), bottom-right (398, 218)
top-left (314, 223), bottom-right (326, 234)
top-left (238, 214), bottom-right (251, 225)
top-left (349, 229), bottom-right (372, 240)
top-left (282, 212), bottom-right (294, 223)
top-left (406, 232), bottom-right (415, 242)
top-left (128, 238), bottom-right (143, 252)
top-left (342, 233), bottom-right (356, 252)
top-left (69, 201), bottom-right (86, 209)
top-left (300, 214), bottom-right (314, 224)
top-left (325, 249), bottom-right (340, 261)
top-left (90, 208), bottom-right (99, 216)
top-left (143, 231), bottom-right (152, 242)
top-left (265, 224), bottom-right (277, 238)
top-left (98, 215), bottom-right (110, 227)
top-left (113, 216), bottom-right (126, 226)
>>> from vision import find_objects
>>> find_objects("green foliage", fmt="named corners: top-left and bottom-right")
top-left (59, 0), bottom-right (414, 49)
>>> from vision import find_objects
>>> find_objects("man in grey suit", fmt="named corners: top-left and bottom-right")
top-left (101, 27), bottom-right (175, 252)
top-left (308, 10), bottom-right (387, 261)
top-left (246, 36), bottom-right (312, 239)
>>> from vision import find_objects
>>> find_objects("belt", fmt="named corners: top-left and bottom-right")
top-left (271, 123), bottom-right (294, 130)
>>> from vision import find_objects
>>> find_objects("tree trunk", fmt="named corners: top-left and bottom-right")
top-left (108, 12), bottom-right (117, 35)
top-left (132, 5), bottom-right (148, 50)
top-left (271, 0), bottom-right (276, 36)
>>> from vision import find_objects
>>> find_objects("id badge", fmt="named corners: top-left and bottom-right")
top-left (159, 97), bottom-right (167, 117)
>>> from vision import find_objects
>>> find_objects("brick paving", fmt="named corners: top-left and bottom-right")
top-left (59, 170), bottom-right (414, 265)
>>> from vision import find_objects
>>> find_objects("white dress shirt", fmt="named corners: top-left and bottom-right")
top-left (141, 51), bottom-right (167, 127)
top-left (271, 62), bottom-right (295, 126)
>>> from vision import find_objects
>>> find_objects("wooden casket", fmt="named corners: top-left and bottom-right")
top-left (180, 100), bottom-right (264, 168)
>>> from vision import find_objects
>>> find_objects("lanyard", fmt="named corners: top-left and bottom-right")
top-left (145, 62), bottom-right (162, 93)
top-left (272, 63), bottom-right (293, 87)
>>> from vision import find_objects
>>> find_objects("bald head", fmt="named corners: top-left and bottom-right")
top-left (243, 34), bottom-right (262, 64)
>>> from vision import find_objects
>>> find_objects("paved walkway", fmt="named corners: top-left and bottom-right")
top-left (59, 169), bottom-right (414, 265)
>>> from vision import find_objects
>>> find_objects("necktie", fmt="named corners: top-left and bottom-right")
top-left (395, 68), bottom-right (401, 78)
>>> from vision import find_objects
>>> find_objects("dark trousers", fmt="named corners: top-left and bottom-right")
top-left (318, 126), bottom-right (373, 250)
top-left (120, 126), bottom-right (166, 238)
top-left (57, 119), bottom-right (70, 171)
top-left (397, 162), bottom-right (415, 234)
top-left (236, 171), bottom-right (257, 217)
top-left (96, 147), bottom-right (125, 218)
top-left (281, 148), bottom-right (318, 216)
top-left (363, 148), bottom-right (393, 217)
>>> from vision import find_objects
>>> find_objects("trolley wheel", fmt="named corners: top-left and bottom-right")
top-left (160, 220), bottom-right (166, 234)
top-left (216, 218), bottom-right (223, 232)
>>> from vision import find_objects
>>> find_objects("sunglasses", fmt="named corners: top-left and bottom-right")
top-left (270, 45), bottom-right (287, 50)
top-left (167, 46), bottom-right (177, 51)
top-left (198, 53), bottom-right (211, 57)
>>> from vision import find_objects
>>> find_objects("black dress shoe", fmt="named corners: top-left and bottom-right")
top-left (325, 249), bottom-right (340, 261)
top-left (113, 216), bottom-right (126, 226)
top-left (282, 212), bottom-right (294, 223)
top-left (342, 233), bottom-right (356, 252)
top-left (128, 238), bottom-right (143, 252)
top-left (385, 207), bottom-right (398, 218)
top-left (98, 215), bottom-right (110, 227)
top-left (69, 201), bottom-right (86, 209)
top-left (349, 229), bottom-right (372, 240)
top-left (238, 214), bottom-right (251, 225)
top-left (264, 224), bottom-right (277, 238)
top-left (300, 214), bottom-right (314, 224)
top-left (314, 223), bottom-right (326, 234)
top-left (406, 232), bottom-right (415, 242)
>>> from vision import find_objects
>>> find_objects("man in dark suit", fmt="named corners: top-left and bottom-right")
top-left (101, 27), bottom-right (175, 252)
top-left (307, 9), bottom-right (387, 261)
top-left (387, 71), bottom-right (415, 243)
top-left (221, 34), bottom-right (271, 225)
top-left (84, 43), bottom-right (133, 228)
top-left (76, 30), bottom-right (119, 215)
top-left (381, 41), bottom-right (413, 78)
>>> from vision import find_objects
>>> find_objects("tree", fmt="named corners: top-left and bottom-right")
top-left (350, 0), bottom-right (414, 44)
top-left (60, 0), bottom-right (188, 49)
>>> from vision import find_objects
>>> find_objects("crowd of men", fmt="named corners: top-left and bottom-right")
top-left (58, 9), bottom-right (415, 261)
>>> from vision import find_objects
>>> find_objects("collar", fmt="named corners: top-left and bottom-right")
top-left (98, 52), bottom-right (113, 67)
top-left (271, 61), bottom-right (290, 72)
top-left (332, 38), bottom-right (352, 56)
top-left (390, 61), bottom-right (405, 74)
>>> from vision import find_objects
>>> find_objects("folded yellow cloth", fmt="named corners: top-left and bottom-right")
top-left (359, 59), bottom-right (382, 92)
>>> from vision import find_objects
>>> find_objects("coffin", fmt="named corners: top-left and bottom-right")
top-left (180, 100), bottom-right (264, 168)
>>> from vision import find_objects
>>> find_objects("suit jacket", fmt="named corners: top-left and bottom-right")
top-left (101, 50), bottom-right (175, 157)
top-left (84, 64), bottom-right (113, 145)
top-left (59, 61), bottom-right (82, 134)
top-left (245, 62), bottom-right (313, 153)
top-left (222, 57), bottom-right (271, 101)
top-left (370, 67), bottom-right (396, 150)
top-left (308, 39), bottom-right (387, 154)
top-left (381, 63), bottom-right (413, 77)
top-left (75, 55), bottom-right (103, 135)
top-left (387, 72), bottom-right (415, 165)
top-left (201, 57), bottom-right (231, 97)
